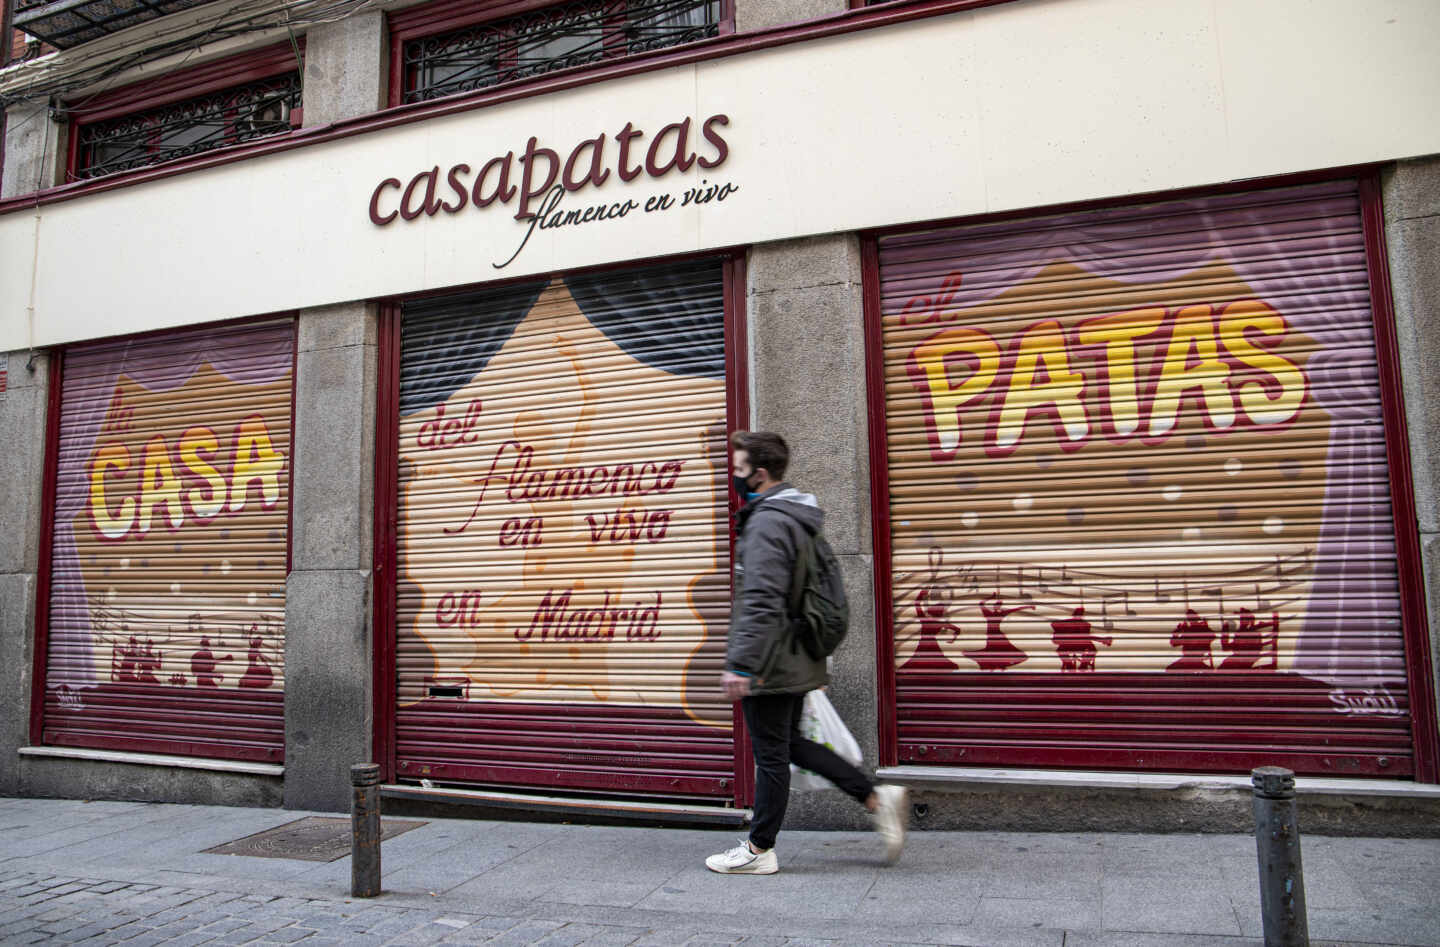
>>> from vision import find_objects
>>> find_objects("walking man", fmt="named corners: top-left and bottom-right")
top-left (707, 431), bottom-right (909, 875)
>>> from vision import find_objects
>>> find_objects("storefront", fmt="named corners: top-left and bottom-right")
top-left (33, 319), bottom-right (294, 762)
top-left (2, 0), bottom-right (1438, 821)
top-left (867, 177), bottom-right (1438, 781)
top-left (375, 256), bottom-right (749, 801)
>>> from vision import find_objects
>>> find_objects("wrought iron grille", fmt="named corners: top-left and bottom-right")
top-left (403, 0), bottom-right (722, 104)
top-left (74, 71), bottom-right (302, 180)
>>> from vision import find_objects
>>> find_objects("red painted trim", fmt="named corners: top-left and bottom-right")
top-left (1361, 173), bottom-right (1439, 783)
top-left (284, 317), bottom-right (298, 577)
top-left (2, 0), bottom-right (1012, 214)
top-left (29, 349), bottom-right (65, 746)
top-left (371, 300), bottom-right (401, 779)
top-left (860, 235), bottom-right (898, 768)
top-left (723, 251), bottom-right (754, 807)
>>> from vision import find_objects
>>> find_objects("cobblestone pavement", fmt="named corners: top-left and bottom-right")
top-left (0, 870), bottom-right (859, 946)
top-left (3, 798), bottom-right (1439, 946)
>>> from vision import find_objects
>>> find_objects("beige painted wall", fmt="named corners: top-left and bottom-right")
top-left (2, 0), bottom-right (1439, 350)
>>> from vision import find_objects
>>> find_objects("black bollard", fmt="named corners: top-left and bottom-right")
top-left (351, 763), bottom-right (382, 898)
top-left (1252, 766), bottom-right (1308, 947)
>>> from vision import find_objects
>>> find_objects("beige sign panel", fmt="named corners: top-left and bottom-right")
top-left (3, 1), bottom-right (1440, 350)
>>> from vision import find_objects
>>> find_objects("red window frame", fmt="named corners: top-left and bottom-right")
top-left (371, 247), bottom-right (751, 804)
top-left (861, 166), bottom-right (1439, 782)
top-left (30, 312), bottom-right (300, 762)
top-left (386, 0), bottom-right (736, 109)
top-left (64, 42), bottom-right (304, 183)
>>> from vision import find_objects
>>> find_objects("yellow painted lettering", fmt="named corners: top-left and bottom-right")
top-left (908, 327), bottom-right (1001, 457)
top-left (1219, 300), bottom-right (1307, 425)
top-left (137, 434), bottom-right (185, 534)
top-left (87, 443), bottom-right (136, 539)
top-left (1077, 307), bottom-right (1165, 438)
top-left (178, 426), bottom-right (227, 520)
top-left (227, 416), bottom-right (285, 513)
top-left (995, 319), bottom-right (1088, 451)
top-left (1148, 305), bottom-right (1235, 437)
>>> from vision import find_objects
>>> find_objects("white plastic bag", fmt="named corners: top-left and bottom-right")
top-left (790, 689), bottom-right (863, 792)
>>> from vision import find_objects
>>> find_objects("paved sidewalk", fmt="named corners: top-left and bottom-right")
top-left (0, 797), bottom-right (1437, 946)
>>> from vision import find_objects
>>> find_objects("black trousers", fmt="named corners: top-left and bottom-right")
top-left (742, 691), bottom-right (874, 851)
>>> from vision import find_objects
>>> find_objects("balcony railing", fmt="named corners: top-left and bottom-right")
top-left (12, 0), bottom-right (214, 50)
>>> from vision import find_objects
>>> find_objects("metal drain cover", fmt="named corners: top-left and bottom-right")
top-left (204, 817), bottom-right (426, 862)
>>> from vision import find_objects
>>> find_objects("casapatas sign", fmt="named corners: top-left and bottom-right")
top-left (367, 112), bottom-right (738, 268)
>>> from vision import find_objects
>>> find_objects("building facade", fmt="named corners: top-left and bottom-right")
top-left (2, 0), bottom-right (1439, 833)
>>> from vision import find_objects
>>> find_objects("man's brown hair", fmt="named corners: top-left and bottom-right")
top-left (730, 430), bottom-right (789, 481)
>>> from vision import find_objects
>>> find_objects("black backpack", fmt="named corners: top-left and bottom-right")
top-left (774, 510), bottom-right (850, 660)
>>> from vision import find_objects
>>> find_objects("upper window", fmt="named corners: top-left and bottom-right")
top-left (396, 0), bottom-right (727, 106)
top-left (66, 44), bottom-right (301, 182)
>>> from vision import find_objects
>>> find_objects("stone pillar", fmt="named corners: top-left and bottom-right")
top-left (285, 302), bottom-right (379, 811)
top-left (747, 234), bottom-right (875, 827)
top-left (1382, 155), bottom-right (1440, 738)
top-left (1, 102), bottom-right (67, 198)
top-left (302, 11), bottom-right (388, 127)
top-left (0, 351), bottom-right (50, 794)
top-left (734, 0), bottom-right (848, 32)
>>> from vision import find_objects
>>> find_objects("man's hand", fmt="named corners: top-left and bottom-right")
top-left (720, 670), bottom-right (752, 701)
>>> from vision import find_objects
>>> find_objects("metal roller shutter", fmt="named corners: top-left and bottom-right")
top-left (39, 319), bottom-right (294, 762)
top-left (392, 258), bottom-right (734, 797)
top-left (874, 179), bottom-right (1421, 777)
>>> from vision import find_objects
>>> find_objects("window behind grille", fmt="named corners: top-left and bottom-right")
top-left (401, 0), bottom-right (723, 105)
top-left (72, 71), bottom-right (301, 181)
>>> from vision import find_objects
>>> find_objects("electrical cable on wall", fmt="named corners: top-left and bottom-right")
top-left (0, 0), bottom-right (380, 112)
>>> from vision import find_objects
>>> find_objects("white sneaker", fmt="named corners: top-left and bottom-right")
top-left (705, 839), bottom-right (779, 874)
top-left (871, 783), bottom-right (909, 864)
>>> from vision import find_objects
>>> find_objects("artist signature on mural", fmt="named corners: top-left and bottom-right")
top-left (1329, 686), bottom-right (1405, 718)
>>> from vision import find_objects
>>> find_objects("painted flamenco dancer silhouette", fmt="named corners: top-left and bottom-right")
top-left (1050, 606), bottom-right (1113, 672)
top-left (966, 594), bottom-right (1033, 671)
top-left (901, 547), bottom-right (963, 672)
top-left (1167, 609), bottom-right (1217, 671)
top-left (238, 628), bottom-right (275, 689)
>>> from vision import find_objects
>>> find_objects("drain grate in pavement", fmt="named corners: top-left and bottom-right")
top-left (203, 817), bottom-right (427, 862)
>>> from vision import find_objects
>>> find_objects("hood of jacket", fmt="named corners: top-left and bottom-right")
top-left (738, 484), bottom-right (824, 533)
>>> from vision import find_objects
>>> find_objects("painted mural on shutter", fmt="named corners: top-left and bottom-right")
top-left (42, 320), bottom-right (293, 762)
top-left (876, 180), bottom-right (1417, 775)
top-left (394, 258), bottom-right (733, 796)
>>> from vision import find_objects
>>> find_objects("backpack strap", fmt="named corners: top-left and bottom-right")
top-left (759, 502), bottom-right (815, 621)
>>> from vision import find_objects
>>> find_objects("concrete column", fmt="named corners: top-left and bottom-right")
top-left (285, 302), bottom-right (379, 811)
top-left (0, 350), bottom-right (50, 795)
top-left (1, 102), bottom-right (66, 198)
top-left (1382, 155), bottom-right (1440, 738)
top-left (302, 11), bottom-right (388, 127)
top-left (734, 0), bottom-right (848, 32)
top-left (747, 234), bottom-right (875, 828)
